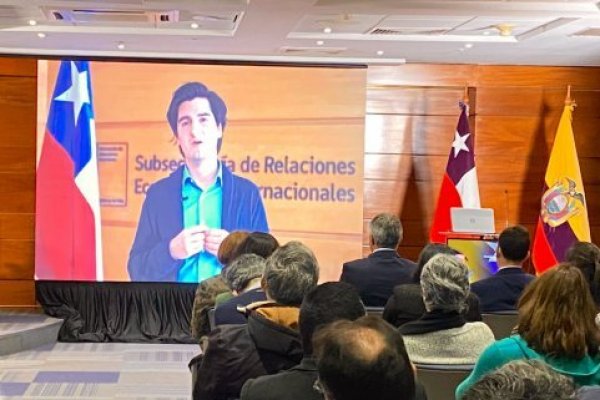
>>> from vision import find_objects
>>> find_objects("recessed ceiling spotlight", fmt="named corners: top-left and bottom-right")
top-left (465, 43), bottom-right (473, 49)
top-left (117, 42), bottom-right (125, 50)
top-left (190, 22), bottom-right (199, 29)
top-left (28, 19), bottom-right (37, 26)
top-left (483, 30), bottom-right (490, 36)
top-left (37, 32), bottom-right (46, 38)
top-left (323, 27), bottom-right (332, 33)
top-left (376, 50), bottom-right (384, 56)
top-left (316, 40), bottom-right (324, 46)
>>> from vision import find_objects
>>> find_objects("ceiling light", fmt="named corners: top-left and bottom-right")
top-left (483, 31), bottom-right (490, 36)
top-left (117, 42), bottom-right (125, 50)
top-left (316, 40), bottom-right (324, 46)
top-left (323, 27), bottom-right (332, 34)
top-left (37, 32), bottom-right (46, 38)
top-left (190, 22), bottom-right (199, 29)
top-left (465, 43), bottom-right (473, 49)
top-left (376, 50), bottom-right (384, 56)
top-left (28, 20), bottom-right (37, 26)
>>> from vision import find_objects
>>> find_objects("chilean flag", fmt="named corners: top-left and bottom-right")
top-left (430, 102), bottom-right (481, 243)
top-left (35, 61), bottom-right (103, 281)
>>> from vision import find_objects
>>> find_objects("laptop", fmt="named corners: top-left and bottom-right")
top-left (450, 208), bottom-right (495, 234)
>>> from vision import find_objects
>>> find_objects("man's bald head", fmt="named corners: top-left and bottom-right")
top-left (313, 316), bottom-right (415, 400)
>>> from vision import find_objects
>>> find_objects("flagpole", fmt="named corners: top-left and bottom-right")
top-left (565, 85), bottom-right (576, 107)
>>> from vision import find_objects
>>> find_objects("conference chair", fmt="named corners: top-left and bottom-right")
top-left (208, 308), bottom-right (217, 332)
top-left (414, 363), bottom-right (474, 400)
top-left (365, 306), bottom-right (385, 317)
top-left (481, 311), bottom-right (518, 339)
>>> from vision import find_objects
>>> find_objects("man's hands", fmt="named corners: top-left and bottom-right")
top-left (203, 229), bottom-right (229, 256)
top-left (169, 226), bottom-right (229, 260)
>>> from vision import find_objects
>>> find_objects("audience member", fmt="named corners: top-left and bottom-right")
top-left (566, 241), bottom-right (600, 306)
top-left (232, 231), bottom-right (280, 260)
top-left (461, 360), bottom-right (576, 400)
top-left (313, 315), bottom-right (419, 400)
top-left (383, 243), bottom-right (482, 327)
top-left (190, 230), bottom-right (248, 340)
top-left (214, 231), bottom-right (279, 305)
top-left (471, 225), bottom-right (534, 312)
top-left (456, 263), bottom-right (600, 398)
top-left (215, 254), bottom-right (267, 326)
top-left (190, 241), bottom-right (319, 400)
top-left (240, 282), bottom-right (366, 400)
top-left (340, 213), bottom-right (416, 306)
top-left (400, 254), bottom-right (494, 364)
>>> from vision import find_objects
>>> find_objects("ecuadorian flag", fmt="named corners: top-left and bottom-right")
top-left (532, 103), bottom-right (590, 274)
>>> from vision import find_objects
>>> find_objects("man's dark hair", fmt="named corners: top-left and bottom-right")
top-left (314, 315), bottom-right (415, 400)
top-left (166, 82), bottom-right (228, 151)
top-left (370, 213), bottom-right (402, 249)
top-left (462, 360), bottom-right (576, 400)
top-left (299, 282), bottom-right (365, 356)
top-left (264, 241), bottom-right (319, 306)
top-left (498, 225), bottom-right (530, 263)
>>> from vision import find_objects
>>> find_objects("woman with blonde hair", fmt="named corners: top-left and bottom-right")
top-left (456, 263), bottom-right (600, 398)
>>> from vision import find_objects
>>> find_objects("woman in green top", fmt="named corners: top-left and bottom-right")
top-left (456, 263), bottom-right (600, 399)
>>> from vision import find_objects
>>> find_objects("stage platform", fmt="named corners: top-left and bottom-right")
top-left (0, 309), bottom-right (63, 356)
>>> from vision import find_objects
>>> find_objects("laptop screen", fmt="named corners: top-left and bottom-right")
top-left (448, 238), bottom-right (499, 283)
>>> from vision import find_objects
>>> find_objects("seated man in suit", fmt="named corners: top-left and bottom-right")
top-left (215, 254), bottom-right (267, 326)
top-left (471, 225), bottom-right (535, 312)
top-left (340, 213), bottom-right (416, 306)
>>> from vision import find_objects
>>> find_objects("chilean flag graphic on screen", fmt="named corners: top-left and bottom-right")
top-left (36, 60), bottom-right (103, 281)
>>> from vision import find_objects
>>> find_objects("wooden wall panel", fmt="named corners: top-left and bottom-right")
top-left (1, 57), bottom-right (600, 305)
top-left (0, 280), bottom-right (35, 306)
top-left (0, 58), bottom-right (36, 307)
top-left (366, 64), bottom-right (600, 265)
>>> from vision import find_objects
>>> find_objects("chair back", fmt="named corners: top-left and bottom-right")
top-left (482, 311), bottom-right (518, 339)
top-left (364, 306), bottom-right (385, 317)
top-left (414, 363), bottom-right (474, 400)
top-left (208, 308), bottom-right (216, 332)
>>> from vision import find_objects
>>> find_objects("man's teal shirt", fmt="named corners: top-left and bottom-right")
top-left (177, 165), bottom-right (222, 282)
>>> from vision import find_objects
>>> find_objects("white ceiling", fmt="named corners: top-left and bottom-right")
top-left (0, 0), bottom-right (599, 66)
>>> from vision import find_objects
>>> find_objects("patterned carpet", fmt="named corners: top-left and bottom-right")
top-left (0, 342), bottom-right (199, 399)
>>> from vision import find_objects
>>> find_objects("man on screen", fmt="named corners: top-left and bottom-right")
top-left (128, 82), bottom-right (269, 282)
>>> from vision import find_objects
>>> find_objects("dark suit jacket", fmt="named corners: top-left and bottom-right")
top-left (471, 267), bottom-right (535, 312)
top-left (214, 288), bottom-right (267, 326)
top-left (127, 164), bottom-right (269, 282)
top-left (241, 357), bottom-right (321, 400)
top-left (383, 283), bottom-right (482, 328)
top-left (241, 357), bottom-right (429, 400)
top-left (340, 249), bottom-right (417, 307)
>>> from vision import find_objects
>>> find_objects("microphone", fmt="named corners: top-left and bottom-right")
top-left (504, 189), bottom-right (510, 228)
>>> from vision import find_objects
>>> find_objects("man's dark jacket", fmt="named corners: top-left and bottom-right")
top-left (189, 304), bottom-right (302, 400)
top-left (214, 288), bottom-right (267, 326)
top-left (340, 249), bottom-right (417, 306)
top-left (128, 164), bottom-right (268, 281)
top-left (470, 267), bottom-right (535, 312)
top-left (383, 283), bottom-right (482, 328)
